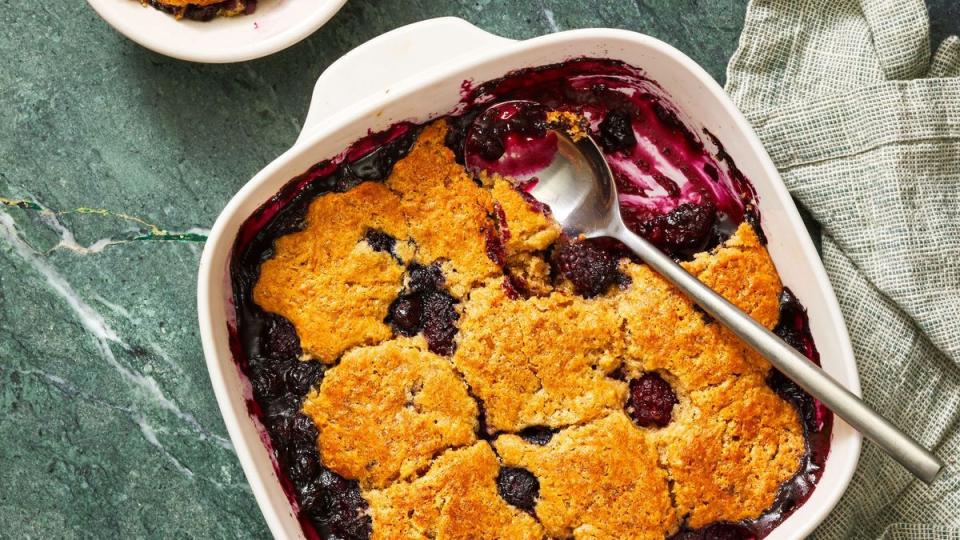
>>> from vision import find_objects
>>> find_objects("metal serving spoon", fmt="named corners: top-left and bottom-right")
top-left (465, 102), bottom-right (945, 484)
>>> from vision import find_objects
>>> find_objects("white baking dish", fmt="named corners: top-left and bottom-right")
top-left (197, 17), bottom-right (862, 539)
top-left (86, 0), bottom-right (346, 63)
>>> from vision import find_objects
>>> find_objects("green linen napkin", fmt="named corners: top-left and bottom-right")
top-left (725, 0), bottom-right (960, 537)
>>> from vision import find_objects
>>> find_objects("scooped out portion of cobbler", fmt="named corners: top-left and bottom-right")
top-left (230, 59), bottom-right (832, 540)
top-left (142, 0), bottom-right (255, 21)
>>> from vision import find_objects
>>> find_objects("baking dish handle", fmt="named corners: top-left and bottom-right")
top-left (298, 17), bottom-right (515, 142)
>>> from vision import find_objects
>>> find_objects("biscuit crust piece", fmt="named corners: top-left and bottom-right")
top-left (386, 122), bottom-right (501, 298)
top-left (489, 176), bottom-right (561, 257)
top-left (495, 412), bottom-right (678, 539)
top-left (302, 339), bottom-right (478, 489)
top-left (253, 182), bottom-right (407, 362)
top-left (660, 374), bottom-right (805, 527)
top-left (454, 283), bottom-right (627, 433)
top-left (617, 223), bottom-right (783, 388)
top-left (365, 442), bottom-right (545, 540)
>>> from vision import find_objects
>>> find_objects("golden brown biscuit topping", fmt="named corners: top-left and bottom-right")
top-left (302, 338), bottom-right (478, 489)
top-left (661, 374), bottom-right (805, 527)
top-left (365, 442), bottom-right (545, 540)
top-left (253, 182), bottom-right (407, 362)
top-left (495, 412), bottom-right (676, 539)
top-left (454, 283), bottom-right (627, 433)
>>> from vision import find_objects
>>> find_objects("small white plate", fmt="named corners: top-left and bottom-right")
top-left (87, 0), bottom-right (347, 63)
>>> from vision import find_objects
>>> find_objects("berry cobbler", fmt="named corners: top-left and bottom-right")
top-left (229, 59), bottom-right (832, 539)
top-left (141, 0), bottom-right (255, 20)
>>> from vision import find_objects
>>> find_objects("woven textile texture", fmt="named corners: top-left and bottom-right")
top-left (726, 0), bottom-right (959, 537)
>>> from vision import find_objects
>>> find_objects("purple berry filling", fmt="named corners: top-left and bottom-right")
top-left (386, 263), bottom-right (460, 356)
top-left (670, 522), bottom-right (755, 540)
top-left (464, 101), bottom-right (558, 178)
top-left (465, 102), bottom-right (547, 162)
top-left (517, 426), bottom-right (557, 446)
top-left (626, 202), bottom-right (721, 259)
top-left (626, 373), bottom-right (679, 428)
top-left (450, 59), bottom-right (758, 260)
top-left (496, 467), bottom-right (540, 513)
top-left (246, 316), bottom-right (371, 540)
top-left (229, 124), bottom-right (420, 539)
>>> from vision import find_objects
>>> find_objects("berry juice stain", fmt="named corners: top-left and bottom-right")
top-left (450, 58), bottom-right (753, 260)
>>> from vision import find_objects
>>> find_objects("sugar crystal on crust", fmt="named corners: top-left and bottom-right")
top-left (659, 374), bottom-right (805, 527)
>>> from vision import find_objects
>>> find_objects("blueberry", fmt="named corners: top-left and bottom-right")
top-left (387, 264), bottom-right (459, 355)
top-left (289, 413), bottom-right (319, 443)
top-left (387, 294), bottom-right (423, 335)
top-left (250, 369), bottom-right (285, 401)
top-left (346, 126), bottom-right (420, 182)
top-left (496, 467), bottom-right (540, 512)
top-left (407, 263), bottom-right (444, 293)
top-left (289, 446), bottom-right (321, 485)
top-left (465, 102), bottom-right (548, 162)
top-left (518, 426), bottom-right (556, 446)
top-left (282, 360), bottom-right (326, 396)
top-left (262, 314), bottom-right (302, 360)
top-left (263, 397), bottom-right (298, 422)
top-left (364, 229), bottom-right (396, 254)
top-left (626, 373), bottom-right (678, 428)
top-left (598, 109), bottom-right (637, 153)
top-left (659, 203), bottom-right (716, 249)
top-left (474, 133), bottom-right (507, 162)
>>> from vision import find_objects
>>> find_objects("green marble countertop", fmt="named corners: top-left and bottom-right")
top-left (1, 1), bottom-right (956, 537)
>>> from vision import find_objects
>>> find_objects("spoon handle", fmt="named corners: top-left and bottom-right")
top-left (610, 224), bottom-right (945, 484)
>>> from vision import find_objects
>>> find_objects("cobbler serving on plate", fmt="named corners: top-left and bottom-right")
top-left (229, 59), bottom-right (832, 539)
top-left (142, 0), bottom-right (255, 20)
